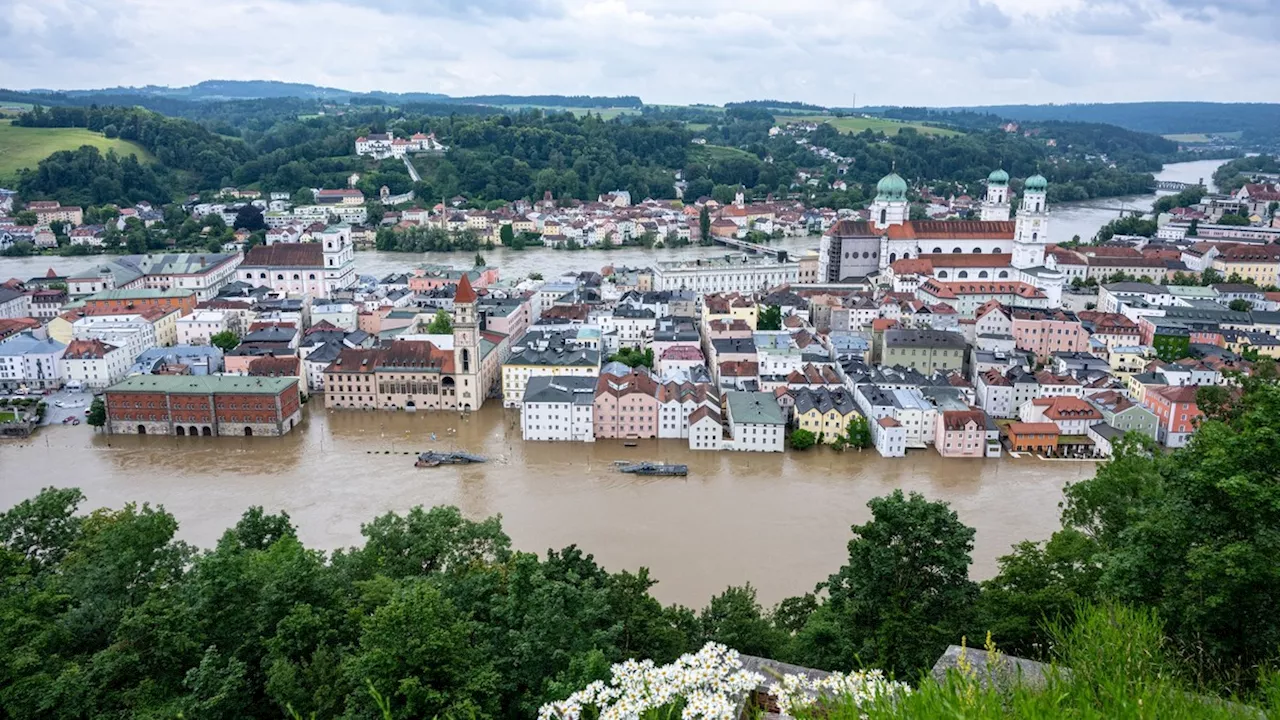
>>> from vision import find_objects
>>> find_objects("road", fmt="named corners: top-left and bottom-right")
top-left (402, 156), bottom-right (421, 182)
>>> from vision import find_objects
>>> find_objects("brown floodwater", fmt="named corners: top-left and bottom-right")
top-left (0, 406), bottom-right (1095, 607)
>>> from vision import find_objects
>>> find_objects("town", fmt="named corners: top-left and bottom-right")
top-left (4, 165), bottom-right (1278, 458)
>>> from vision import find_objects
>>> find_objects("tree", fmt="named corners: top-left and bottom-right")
top-left (698, 584), bottom-right (787, 658)
top-left (1187, 218), bottom-right (1199, 236)
top-left (13, 210), bottom-right (38, 226)
top-left (474, 253), bottom-right (486, 267)
top-left (527, 272), bottom-right (543, 281)
top-left (210, 331), bottom-right (240, 352)
top-left (499, 224), bottom-right (515, 246)
top-left (788, 429), bottom-right (817, 450)
top-left (757, 305), bottom-right (783, 331)
top-left (425, 309), bottom-right (453, 334)
top-left (1216, 212), bottom-right (1250, 226)
top-left (1199, 267), bottom-right (1223, 286)
top-left (843, 415), bottom-right (872, 449)
top-left (607, 346), bottom-right (653, 369)
top-left (698, 205), bottom-right (711, 243)
top-left (1229, 298), bottom-right (1252, 312)
top-left (793, 490), bottom-right (978, 678)
top-left (233, 204), bottom-right (266, 232)
top-left (86, 397), bottom-right (107, 429)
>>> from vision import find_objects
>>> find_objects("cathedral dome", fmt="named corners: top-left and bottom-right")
top-left (1024, 174), bottom-right (1048, 191)
top-left (875, 172), bottom-right (908, 200)
top-left (987, 169), bottom-right (1009, 185)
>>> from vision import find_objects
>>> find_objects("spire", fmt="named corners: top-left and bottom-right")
top-left (454, 273), bottom-right (477, 304)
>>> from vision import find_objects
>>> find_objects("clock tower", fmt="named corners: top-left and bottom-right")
top-left (452, 273), bottom-right (481, 411)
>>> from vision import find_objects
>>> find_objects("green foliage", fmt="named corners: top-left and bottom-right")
top-left (842, 415), bottom-right (872, 450)
top-left (498, 224), bottom-right (515, 246)
top-left (793, 490), bottom-right (978, 679)
top-left (424, 310), bottom-right (453, 334)
top-left (375, 226), bottom-right (481, 253)
top-left (1228, 298), bottom-right (1252, 312)
top-left (1094, 214), bottom-right (1158, 242)
top-left (788, 429), bottom-right (817, 450)
top-left (1153, 186), bottom-right (1206, 214)
top-left (85, 398), bottom-right (106, 428)
top-left (607, 346), bottom-right (653, 369)
top-left (209, 331), bottom-right (240, 353)
top-left (1216, 212), bottom-right (1251, 226)
top-left (757, 305), bottom-right (783, 331)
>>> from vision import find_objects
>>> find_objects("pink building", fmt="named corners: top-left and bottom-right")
top-left (407, 266), bottom-right (500, 293)
top-left (934, 409), bottom-right (988, 458)
top-left (1010, 308), bottom-right (1089, 360)
top-left (1143, 385), bottom-right (1204, 448)
top-left (593, 368), bottom-right (660, 439)
top-left (656, 345), bottom-right (705, 375)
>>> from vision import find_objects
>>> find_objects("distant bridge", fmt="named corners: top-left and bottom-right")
top-left (1154, 179), bottom-right (1202, 192)
top-left (712, 236), bottom-right (785, 258)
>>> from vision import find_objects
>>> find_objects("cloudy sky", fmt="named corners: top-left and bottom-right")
top-left (3, 0), bottom-right (1276, 106)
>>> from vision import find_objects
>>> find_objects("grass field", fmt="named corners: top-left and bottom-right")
top-left (0, 120), bottom-right (154, 183)
top-left (788, 114), bottom-right (961, 137)
top-left (1162, 131), bottom-right (1242, 143)
top-left (689, 144), bottom-right (758, 163)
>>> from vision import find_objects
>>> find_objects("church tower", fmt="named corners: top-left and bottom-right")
top-left (980, 169), bottom-right (1011, 221)
top-left (1013, 174), bottom-right (1050, 269)
top-left (870, 172), bottom-right (909, 230)
top-left (452, 273), bottom-right (481, 411)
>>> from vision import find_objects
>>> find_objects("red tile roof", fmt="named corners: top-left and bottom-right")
top-left (244, 244), bottom-right (324, 267)
top-left (886, 220), bottom-right (1016, 240)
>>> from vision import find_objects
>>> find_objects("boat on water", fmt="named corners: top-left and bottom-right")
top-left (415, 451), bottom-right (487, 468)
top-left (616, 461), bottom-right (689, 477)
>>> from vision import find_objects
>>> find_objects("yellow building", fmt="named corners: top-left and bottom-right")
top-left (702, 292), bottom-right (758, 331)
top-left (791, 387), bottom-right (861, 443)
top-left (1211, 244), bottom-right (1280, 287)
top-left (1108, 345), bottom-right (1153, 381)
top-left (501, 346), bottom-right (602, 408)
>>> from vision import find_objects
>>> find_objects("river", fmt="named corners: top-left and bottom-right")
top-left (0, 158), bottom-right (1225, 607)
top-left (0, 406), bottom-right (1096, 607)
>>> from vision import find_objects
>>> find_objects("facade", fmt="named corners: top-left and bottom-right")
top-left (0, 333), bottom-right (66, 392)
top-left (68, 253), bottom-right (240, 301)
top-left (176, 311), bottom-right (229, 346)
top-left (1019, 396), bottom-right (1104, 436)
top-left (791, 386), bottom-right (861, 443)
top-left (81, 288), bottom-right (197, 317)
top-left (875, 416), bottom-right (907, 457)
top-left (0, 287), bottom-right (32, 320)
top-left (520, 375), bottom-right (596, 442)
top-left (1088, 391), bottom-right (1158, 441)
top-left (652, 254), bottom-right (799, 294)
top-left (593, 368), bottom-right (660, 439)
top-left (1005, 422), bottom-right (1060, 453)
top-left (501, 346), bottom-right (601, 408)
top-left (238, 242), bottom-right (356, 297)
top-left (934, 409), bottom-right (987, 458)
top-left (1144, 384), bottom-right (1202, 448)
top-left (879, 329), bottom-right (966, 374)
top-left (723, 390), bottom-right (786, 452)
top-left (688, 407), bottom-right (724, 451)
top-left (62, 338), bottom-right (133, 389)
top-left (103, 375), bottom-right (302, 436)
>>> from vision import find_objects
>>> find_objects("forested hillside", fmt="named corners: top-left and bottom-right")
top-left (952, 101), bottom-right (1280, 145)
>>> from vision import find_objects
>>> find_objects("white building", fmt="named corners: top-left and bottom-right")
top-left (0, 333), bottom-right (66, 392)
top-left (176, 311), bottom-right (229, 346)
top-left (71, 315), bottom-right (157, 363)
top-left (688, 407), bottom-right (723, 451)
top-left (0, 287), bottom-right (33, 319)
top-left (62, 338), bottom-right (131, 389)
top-left (652, 255), bottom-right (799, 294)
top-left (520, 375), bottom-right (596, 442)
top-left (238, 237), bottom-right (356, 298)
top-left (874, 416), bottom-right (907, 457)
top-left (723, 390), bottom-right (785, 452)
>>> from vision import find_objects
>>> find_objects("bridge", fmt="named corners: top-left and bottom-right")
top-left (711, 236), bottom-right (785, 258)
top-left (1154, 179), bottom-right (1202, 192)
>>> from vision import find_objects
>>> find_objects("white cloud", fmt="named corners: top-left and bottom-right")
top-left (0, 0), bottom-right (1274, 106)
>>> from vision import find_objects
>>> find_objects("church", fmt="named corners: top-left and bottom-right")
top-left (818, 169), bottom-right (1064, 307)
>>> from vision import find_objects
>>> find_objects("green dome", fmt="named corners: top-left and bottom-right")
top-left (1025, 174), bottom-right (1048, 191)
top-left (875, 172), bottom-right (908, 200)
top-left (987, 169), bottom-right (1009, 185)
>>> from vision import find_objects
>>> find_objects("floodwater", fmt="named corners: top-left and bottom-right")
top-left (0, 406), bottom-right (1096, 607)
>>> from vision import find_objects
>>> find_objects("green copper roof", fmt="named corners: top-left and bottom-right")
top-left (106, 375), bottom-right (297, 395)
top-left (987, 169), bottom-right (1009, 185)
top-left (1025, 174), bottom-right (1048, 191)
top-left (875, 172), bottom-right (908, 200)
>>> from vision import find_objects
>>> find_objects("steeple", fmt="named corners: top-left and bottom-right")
top-left (452, 272), bottom-right (481, 411)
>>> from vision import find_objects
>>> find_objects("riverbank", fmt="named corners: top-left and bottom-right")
top-left (0, 404), bottom-right (1095, 607)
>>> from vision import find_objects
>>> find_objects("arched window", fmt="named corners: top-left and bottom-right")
top-left (328, 258), bottom-right (334, 266)
top-left (1035, 202), bottom-right (1041, 212)
top-left (938, 271), bottom-right (948, 279)
top-left (993, 248), bottom-right (1002, 254)
top-left (461, 349), bottom-right (471, 373)
top-left (979, 271), bottom-right (989, 279)
top-left (889, 253), bottom-right (897, 263)
top-left (308, 273), bottom-right (316, 280)
top-left (958, 271), bottom-right (969, 279)
top-left (973, 248), bottom-right (982, 253)
top-left (1032, 232), bottom-right (1038, 241)
top-left (862, 251), bottom-right (869, 259)
top-left (879, 209), bottom-right (887, 224)
top-left (259, 272), bottom-right (267, 279)
top-left (998, 270), bottom-right (1009, 279)
top-left (276, 274), bottom-right (284, 280)
top-left (952, 248), bottom-right (962, 254)
top-left (292, 274), bottom-right (300, 280)
top-left (933, 247), bottom-right (942, 254)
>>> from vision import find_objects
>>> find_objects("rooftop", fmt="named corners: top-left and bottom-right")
top-left (107, 375), bottom-right (297, 395)
top-left (725, 390), bottom-right (786, 425)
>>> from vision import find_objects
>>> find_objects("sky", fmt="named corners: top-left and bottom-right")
top-left (2, 0), bottom-right (1277, 107)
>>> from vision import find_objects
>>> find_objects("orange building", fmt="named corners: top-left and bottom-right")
top-left (83, 288), bottom-right (197, 316)
top-left (1004, 422), bottom-right (1060, 454)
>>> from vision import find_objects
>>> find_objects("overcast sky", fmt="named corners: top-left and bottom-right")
top-left (3, 0), bottom-right (1276, 106)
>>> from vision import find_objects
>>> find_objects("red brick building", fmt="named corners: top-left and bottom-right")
top-left (104, 375), bottom-right (302, 437)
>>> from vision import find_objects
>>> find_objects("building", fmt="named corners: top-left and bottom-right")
top-left (27, 201), bottom-right (83, 227)
top-left (1144, 384), bottom-right (1202, 448)
top-left (520, 375), bottom-right (597, 442)
top-left (1210, 244), bottom-right (1280, 287)
top-left (651, 254), bottom-right (799, 293)
top-left (0, 333), bottom-right (66, 392)
top-left (67, 253), bottom-right (240, 301)
top-left (1004, 422), bottom-right (1060, 454)
top-left (593, 367), bottom-right (660, 439)
top-left (501, 345), bottom-right (601, 408)
top-left (688, 406), bottom-right (724, 451)
top-left (62, 338), bottom-right (132, 389)
top-left (879, 329), bottom-right (966, 374)
top-left (0, 287), bottom-right (32, 320)
top-left (103, 375), bottom-right (302, 436)
top-left (791, 387), bottom-right (861, 443)
top-left (238, 241), bottom-right (356, 298)
top-left (81, 288), bottom-right (197, 317)
top-left (723, 390), bottom-right (786, 452)
top-left (1088, 390), bottom-right (1158, 441)
top-left (934, 408), bottom-right (988, 458)
top-left (1019, 396), bottom-right (1103, 436)
top-left (875, 416), bottom-right (907, 457)
top-left (176, 311), bottom-right (230, 346)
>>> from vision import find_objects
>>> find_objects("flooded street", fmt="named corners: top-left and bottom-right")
top-left (0, 406), bottom-right (1095, 607)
